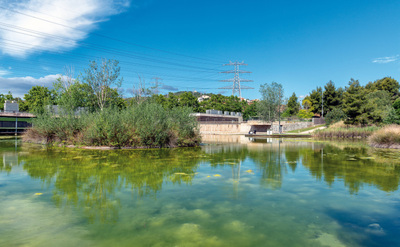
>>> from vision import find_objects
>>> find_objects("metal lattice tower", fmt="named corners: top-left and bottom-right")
top-left (219, 61), bottom-right (254, 98)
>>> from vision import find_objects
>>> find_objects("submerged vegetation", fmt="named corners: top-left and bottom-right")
top-left (24, 103), bottom-right (200, 148)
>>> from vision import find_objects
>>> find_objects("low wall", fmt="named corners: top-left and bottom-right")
top-left (271, 121), bottom-right (313, 133)
top-left (199, 121), bottom-right (313, 134)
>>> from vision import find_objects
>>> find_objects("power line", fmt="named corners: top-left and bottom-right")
top-left (0, 6), bottom-right (224, 64)
top-left (219, 61), bottom-right (254, 98)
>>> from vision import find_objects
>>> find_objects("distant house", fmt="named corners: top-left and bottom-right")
top-left (197, 95), bottom-right (210, 102)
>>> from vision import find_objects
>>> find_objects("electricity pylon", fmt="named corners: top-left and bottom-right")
top-left (219, 61), bottom-right (254, 98)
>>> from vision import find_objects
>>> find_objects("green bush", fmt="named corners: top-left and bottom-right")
top-left (325, 108), bottom-right (347, 125)
top-left (25, 103), bottom-right (200, 148)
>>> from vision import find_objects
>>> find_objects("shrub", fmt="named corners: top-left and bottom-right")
top-left (368, 125), bottom-right (400, 148)
top-left (24, 103), bottom-right (200, 148)
top-left (325, 108), bottom-right (347, 125)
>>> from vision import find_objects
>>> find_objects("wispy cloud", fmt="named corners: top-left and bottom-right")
top-left (0, 74), bottom-right (61, 97)
top-left (372, 55), bottom-right (400, 64)
top-left (0, 67), bottom-right (10, 76)
top-left (161, 85), bottom-right (178, 91)
top-left (0, 0), bottom-right (130, 57)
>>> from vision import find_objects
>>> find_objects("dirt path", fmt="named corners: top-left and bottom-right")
top-left (299, 126), bottom-right (326, 134)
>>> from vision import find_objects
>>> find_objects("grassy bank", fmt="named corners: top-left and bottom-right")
top-left (313, 122), bottom-right (380, 138)
top-left (368, 125), bottom-right (400, 149)
top-left (23, 103), bottom-right (200, 148)
top-left (286, 124), bottom-right (325, 134)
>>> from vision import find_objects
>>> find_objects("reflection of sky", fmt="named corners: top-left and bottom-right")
top-left (1, 139), bottom-right (400, 246)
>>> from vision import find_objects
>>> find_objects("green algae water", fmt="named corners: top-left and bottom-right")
top-left (1, 137), bottom-right (400, 247)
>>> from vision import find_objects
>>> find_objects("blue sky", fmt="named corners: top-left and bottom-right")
top-left (0, 0), bottom-right (399, 100)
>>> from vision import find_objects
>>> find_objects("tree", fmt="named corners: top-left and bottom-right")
top-left (365, 77), bottom-right (400, 102)
top-left (83, 59), bottom-right (123, 111)
top-left (342, 79), bottom-right (367, 125)
top-left (258, 82), bottom-right (284, 124)
top-left (242, 101), bottom-right (258, 120)
top-left (323, 81), bottom-right (342, 114)
top-left (325, 108), bottom-right (347, 125)
top-left (297, 109), bottom-right (314, 119)
top-left (24, 86), bottom-right (54, 114)
top-left (287, 92), bottom-right (300, 116)
top-left (166, 92), bottom-right (179, 109)
top-left (179, 92), bottom-right (199, 111)
top-left (308, 87), bottom-right (322, 115)
top-left (0, 91), bottom-right (14, 110)
top-left (363, 90), bottom-right (391, 124)
top-left (302, 98), bottom-right (312, 111)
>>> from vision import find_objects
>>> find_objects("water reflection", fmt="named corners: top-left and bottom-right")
top-left (0, 138), bottom-right (400, 224)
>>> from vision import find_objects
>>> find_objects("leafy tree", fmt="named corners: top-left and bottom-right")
top-left (83, 59), bottom-right (123, 111)
top-left (166, 92), bottom-right (179, 109)
top-left (308, 87), bottom-right (322, 115)
top-left (323, 81), bottom-right (342, 114)
top-left (179, 92), bottom-right (199, 111)
top-left (242, 101), bottom-right (258, 120)
top-left (297, 109), bottom-right (314, 119)
top-left (325, 108), bottom-right (347, 125)
top-left (384, 98), bottom-right (400, 124)
top-left (24, 86), bottom-right (54, 114)
top-left (287, 92), bottom-right (300, 116)
top-left (342, 79), bottom-right (367, 125)
top-left (258, 82), bottom-right (284, 123)
top-left (302, 98), bottom-right (313, 111)
top-left (365, 77), bottom-right (400, 102)
top-left (363, 90), bottom-right (391, 124)
top-left (0, 91), bottom-right (14, 110)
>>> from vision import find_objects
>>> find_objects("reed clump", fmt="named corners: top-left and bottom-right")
top-left (313, 121), bottom-right (380, 138)
top-left (23, 103), bottom-right (200, 148)
top-left (368, 125), bottom-right (400, 149)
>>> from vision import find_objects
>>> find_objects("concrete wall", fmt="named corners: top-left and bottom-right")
top-left (271, 121), bottom-right (312, 133)
top-left (199, 121), bottom-right (313, 135)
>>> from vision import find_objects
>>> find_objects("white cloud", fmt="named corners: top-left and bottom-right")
top-left (0, 74), bottom-right (61, 97)
top-left (0, 0), bottom-right (130, 57)
top-left (0, 68), bottom-right (10, 76)
top-left (372, 55), bottom-right (399, 64)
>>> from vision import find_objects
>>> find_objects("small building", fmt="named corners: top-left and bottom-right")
top-left (4, 101), bottom-right (19, 113)
top-left (197, 95), bottom-right (210, 102)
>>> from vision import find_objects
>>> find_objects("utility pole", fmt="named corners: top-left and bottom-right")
top-left (219, 61), bottom-right (254, 99)
top-left (321, 90), bottom-right (324, 118)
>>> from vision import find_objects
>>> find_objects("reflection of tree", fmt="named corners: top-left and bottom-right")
top-left (300, 145), bottom-right (400, 193)
top-left (19, 148), bottom-right (204, 223)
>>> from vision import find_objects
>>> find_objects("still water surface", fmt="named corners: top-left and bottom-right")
top-left (0, 137), bottom-right (400, 247)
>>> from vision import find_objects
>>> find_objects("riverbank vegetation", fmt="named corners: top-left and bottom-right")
top-left (23, 59), bottom-right (200, 148)
top-left (368, 125), bottom-right (400, 149)
top-left (313, 122), bottom-right (380, 139)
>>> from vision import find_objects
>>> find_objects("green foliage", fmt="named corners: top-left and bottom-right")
top-left (26, 103), bottom-right (200, 148)
top-left (384, 108), bottom-right (400, 125)
top-left (0, 91), bottom-right (14, 110)
top-left (287, 92), bottom-right (300, 116)
top-left (24, 86), bottom-right (55, 114)
top-left (323, 81), bottom-right (342, 114)
top-left (308, 87), bottom-right (322, 114)
top-left (363, 90), bottom-right (391, 124)
top-left (342, 79), bottom-right (367, 125)
top-left (297, 109), bottom-right (314, 119)
top-left (325, 108), bottom-right (347, 125)
top-left (365, 77), bottom-right (400, 102)
top-left (178, 92), bottom-right (199, 111)
top-left (83, 59), bottom-right (123, 111)
top-left (258, 82), bottom-right (284, 122)
top-left (242, 101), bottom-right (258, 120)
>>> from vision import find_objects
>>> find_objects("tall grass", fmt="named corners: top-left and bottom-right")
top-left (313, 121), bottom-right (380, 138)
top-left (24, 103), bottom-right (200, 148)
top-left (368, 125), bottom-right (400, 148)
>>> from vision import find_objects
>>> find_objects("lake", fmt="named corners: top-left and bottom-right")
top-left (1, 136), bottom-right (399, 247)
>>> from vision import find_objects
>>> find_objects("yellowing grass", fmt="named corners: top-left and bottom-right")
top-left (369, 125), bottom-right (400, 148)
